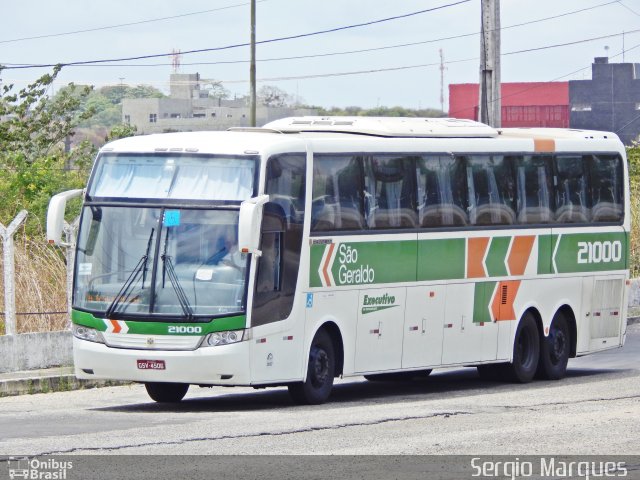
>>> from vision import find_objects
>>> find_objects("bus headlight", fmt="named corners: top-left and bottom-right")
top-left (72, 324), bottom-right (105, 344)
top-left (202, 330), bottom-right (244, 347)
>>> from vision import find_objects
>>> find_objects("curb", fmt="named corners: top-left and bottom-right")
top-left (0, 373), bottom-right (130, 397)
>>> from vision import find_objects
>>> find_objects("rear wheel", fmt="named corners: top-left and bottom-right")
top-left (288, 329), bottom-right (335, 405)
top-left (536, 312), bottom-right (570, 380)
top-left (503, 312), bottom-right (540, 383)
top-left (145, 382), bottom-right (189, 403)
top-left (364, 369), bottom-right (432, 382)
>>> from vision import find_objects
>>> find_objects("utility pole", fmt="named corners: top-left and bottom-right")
top-left (439, 49), bottom-right (446, 114)
top-left (250, 0), bottom-right (257, 127)
top-left (478, 0), bottom-right (501, 127)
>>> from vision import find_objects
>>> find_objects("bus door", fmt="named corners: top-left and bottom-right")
top-left (354, 287), bottom-right (406, 372)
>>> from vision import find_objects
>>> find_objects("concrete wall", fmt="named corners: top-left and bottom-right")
top-left (0, 331), bottom-right (72, 373)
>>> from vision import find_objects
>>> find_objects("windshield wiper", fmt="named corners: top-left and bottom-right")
top-left (160, 229), bottom-right (194, 320)
top-left (105, 228), bottom-right (154, 318)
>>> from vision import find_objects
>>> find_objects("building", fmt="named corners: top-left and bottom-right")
top-left (449, 82), bottom-right (569, 128)
top-left (122, 73), bottom-right (316, 134)
top-left (449, 58), bottom-right (640, 145)
top-left (570, 57), bottom-right (640, 146)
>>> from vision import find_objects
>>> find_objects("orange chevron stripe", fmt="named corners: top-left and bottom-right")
top-left (322, 243), bottom-right (336, 287)
top-left (507, 236), bottom-right (536, 276)
top-left (467, 237), bottom-right (490, 278)
top-left (491, 280), bottom-right (521, 321)
top-left (110, 319), bottom-right (122, 334)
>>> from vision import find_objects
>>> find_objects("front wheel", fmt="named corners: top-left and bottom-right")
top-left (145, 382), bottom-right (189, 403)
top-left (536, 312), bottom-right (570, 380)
top-left (503, 312), bottom-right (540, 383)
top-left (288, 329), bottom-right (335, 405)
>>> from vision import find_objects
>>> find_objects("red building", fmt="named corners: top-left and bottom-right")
top-left (448, 82), bottom-right (569, 128)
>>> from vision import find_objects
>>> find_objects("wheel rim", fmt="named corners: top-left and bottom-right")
top-left (310, 346), bottom-right (330, 388)
top-left (549, 326), bottom-right (567, 365)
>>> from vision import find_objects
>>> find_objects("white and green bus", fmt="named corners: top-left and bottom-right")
top-left (47, 117), bottom-right (630, 404)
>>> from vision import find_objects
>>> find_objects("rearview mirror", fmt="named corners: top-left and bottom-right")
top-left (46, 189), bottom-right (84, 246)
top-left (238, 195), bottom-right (269, 256)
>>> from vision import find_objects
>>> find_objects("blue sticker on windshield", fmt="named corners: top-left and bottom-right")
top-left (163, 210), bottom-right (181, 227)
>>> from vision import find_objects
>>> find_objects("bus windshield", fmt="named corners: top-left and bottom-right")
top-left (88, 153), bottom-right (256, 201)
top-left (74, 206), bottom-right (248, 320)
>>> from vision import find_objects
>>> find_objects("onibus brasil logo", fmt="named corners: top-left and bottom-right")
top-left (317, 243), bottom-right (375, 287)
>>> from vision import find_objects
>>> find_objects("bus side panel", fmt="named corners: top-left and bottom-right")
top-left (249, 295), bottom-right (308, 384)
top-left (401, 284), bottom-right (446, 369)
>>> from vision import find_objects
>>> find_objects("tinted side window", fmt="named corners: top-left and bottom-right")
top-left (363, 156), bottom-right (417, 229)
top-left (589, 154), bottom-right (623, 222)
top-left (463, 155), bottom-right (516, 225)
top-left (265, 155), bottom-right (306, 226)
top-left (312, 156), bottom-right (365, 231)
top-left (515, 155), bottom-right (554, 224)
top-left (417, 155), bottom-right (468, 227)
top-left (555, 155), bottom-right (590, 223)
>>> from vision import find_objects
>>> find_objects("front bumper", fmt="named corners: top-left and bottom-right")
top-left (73, 337), bottom-right (251, 385)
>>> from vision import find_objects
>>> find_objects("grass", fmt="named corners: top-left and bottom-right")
top-left (0, 229), bottom-right (68, 334)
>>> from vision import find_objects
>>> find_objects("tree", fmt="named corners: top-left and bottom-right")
top-left (258, 85), bottom-right (292, 107)
top-left (0, 65), bottom-right (95, 160)
top-left (0, 65), bottom-right (95, 230)
top-left (106, 123), bottom-right (137, 142)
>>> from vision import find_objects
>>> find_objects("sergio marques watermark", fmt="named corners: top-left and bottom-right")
top-left (471, 457), bottom-right (628, 480)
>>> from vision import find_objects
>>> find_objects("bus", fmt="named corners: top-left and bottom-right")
top-left (47, 117), bottom-right (630, 405)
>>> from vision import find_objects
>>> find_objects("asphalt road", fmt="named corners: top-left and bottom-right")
top-left (1, 325), bottom-right (639, 456)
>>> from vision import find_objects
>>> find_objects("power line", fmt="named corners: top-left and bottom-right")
top-left (1, 0), bottom-right (618, 70)
top-left (0, 1), bottom-right (269, 45)
top-left (0, 0), bottom-right (472, 70)
top-left (616, 0), bottom-right (640, 17)
top-left (211, 29), bottom-right (640, 84)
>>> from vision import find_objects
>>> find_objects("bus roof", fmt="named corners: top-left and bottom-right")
top-left (263, 116), bottom-right (499, 138)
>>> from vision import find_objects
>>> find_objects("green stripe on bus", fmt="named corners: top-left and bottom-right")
top-left (310, 231), bottom-right (628, 288)
top-left (473, 282), bottom-right (496, 323)
top-left (417, 238), bottom-right (465, 281)
top-left (553, 232), bottom-right (627, 273)
top-left (485, 237), bottom-right (510, 277)
top-left (71, 310), bottom-right (246, 335)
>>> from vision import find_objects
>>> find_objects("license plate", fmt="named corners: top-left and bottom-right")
top-left (137, 359), bottom-right (166, 370)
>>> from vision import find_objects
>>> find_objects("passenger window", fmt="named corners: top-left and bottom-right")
top-left (515, 155), bottom-right (554, 224)
top-left (555, 156), bottom-right (590, 223)
top-left (312, 156), bottom-right (365, 231)
top-left (417, 156), bottom-right (468, 227)
top-left (464, 155), bottom-right (516, 225)
top-left (588, 155), bottom-right (623, 222)
top-left (363, 156), bottom-right (417, 229)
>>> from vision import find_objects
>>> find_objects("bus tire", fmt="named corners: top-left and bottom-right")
top-left (503, 312), bottom-right (540, 383)
top-left (364, 370), bottom-right (432, 382)
top-left (536, 312), bottom-right (570, 380)
top-left (288, 329), bottom-right (335, 405)
top-left (145, 382), bottom-right (189, 403)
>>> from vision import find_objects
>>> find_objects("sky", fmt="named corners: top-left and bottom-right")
top-left (1, 0), bottom-right (639, 111)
